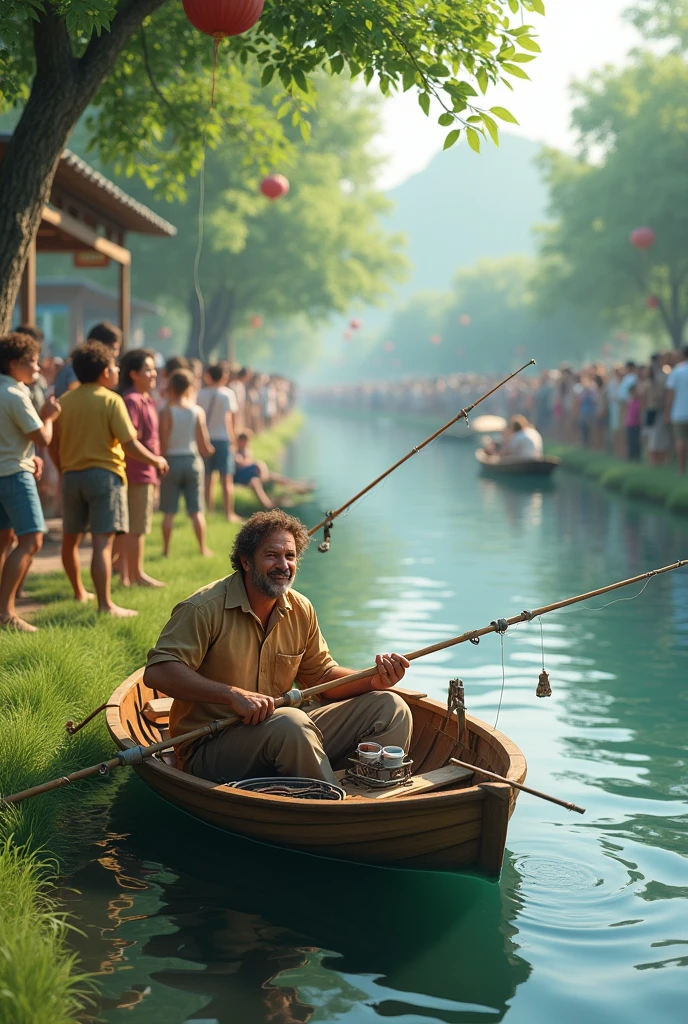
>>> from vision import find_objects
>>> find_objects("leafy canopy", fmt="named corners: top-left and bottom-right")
top-left (536, 53), bottom-right (688, 347)
top-left (0, 0), bottom-right (544, 197)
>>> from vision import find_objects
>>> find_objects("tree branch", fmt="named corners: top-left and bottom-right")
top-left (78, 0), bottom-right (170, 95)
top-left (33, 6), bottom-right (76, 82)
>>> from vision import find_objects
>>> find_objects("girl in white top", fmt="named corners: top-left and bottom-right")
top-left (159, 369), bottom-right (214, 557)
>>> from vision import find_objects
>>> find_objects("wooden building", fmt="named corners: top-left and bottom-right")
top-left (0, 133), bottom-right (176, 348)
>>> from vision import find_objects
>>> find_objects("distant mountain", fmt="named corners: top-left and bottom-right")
top-left (384, 132), bottom-right (547, 297)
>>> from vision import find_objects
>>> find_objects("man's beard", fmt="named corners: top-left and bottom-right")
top-left (247, 560), bottom-right (294, 598)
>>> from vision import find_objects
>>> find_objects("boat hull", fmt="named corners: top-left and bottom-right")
top-left (107, 671), bottom-right (527, 876)
top-left (475, 449), bottom-right (561, 476)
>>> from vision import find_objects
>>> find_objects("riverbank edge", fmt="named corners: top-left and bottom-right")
top-left (0, 410), bottom-right (304, 1023)
top-left (546, 444), bottom-right (688, 512)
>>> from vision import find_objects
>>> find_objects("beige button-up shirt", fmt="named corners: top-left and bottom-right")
top-left (146, 571), bottom-right (338, 764)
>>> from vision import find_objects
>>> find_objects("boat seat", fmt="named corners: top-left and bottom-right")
top-left (143, 697), bottom-right (173, 723)
top-left (158, 749), bottom-right (180, 769)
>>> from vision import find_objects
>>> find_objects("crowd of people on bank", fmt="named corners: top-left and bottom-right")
top-left (0, 323), bottom-right (296, 632)
top-left (311, 347), bottom-right (688, 472)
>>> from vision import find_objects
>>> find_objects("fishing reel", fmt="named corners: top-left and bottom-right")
top-left (318, 512), bottom-right (335, 553)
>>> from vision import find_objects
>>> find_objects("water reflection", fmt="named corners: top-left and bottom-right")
top-left (69, 780), bottom-right (530, 1023)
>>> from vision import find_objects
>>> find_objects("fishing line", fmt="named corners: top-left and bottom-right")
top-left (584, 574), bottom-right (655, 611)
top-left (193, 138), bottom-right (207, 361)
top-left (493, 630), bottom-right (507, 730)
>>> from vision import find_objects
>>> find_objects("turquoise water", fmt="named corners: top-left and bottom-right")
top-left (68, 412), bottom-right (688, 1023)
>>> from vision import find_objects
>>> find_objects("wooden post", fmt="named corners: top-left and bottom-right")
top-left (19, 240), bottom-right (37, 326)
top-left (476, 782), bottom-right (511, 878)
top-left (227, 333), bottom-right (236, 365)
top-left (119, 259), bottom-right (131, 351)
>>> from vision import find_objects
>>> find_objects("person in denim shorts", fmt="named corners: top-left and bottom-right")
top-left (0, 332), bottom-right (61, 632)
top-left (50, 342), bottom-right (168, 618)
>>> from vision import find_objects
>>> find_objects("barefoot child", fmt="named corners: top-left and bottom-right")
top-left (0, 332), bottom-right (61, 632)
top-left (159, 369), bottom-right (214, 557)
top-left (119, 348), bottom-right (166, 587)
top-left (234, 430), bottom-right (314, 510)
top-left (50, 341), bottom-right (168, 617)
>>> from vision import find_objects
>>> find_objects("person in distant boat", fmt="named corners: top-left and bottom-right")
top-left (484, 414), bottom-right (543, 461)
top-left (144, 509), bottom-right (412, 785)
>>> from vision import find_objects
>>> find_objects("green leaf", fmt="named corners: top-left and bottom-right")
top-left (299, 119), bottom-right (312, 142)
top-left (490, 105), bottom-right (519, 124)
top-left (443, 129), bottom-right (461, 149)
top-left (481, 113), bottom-right (499, 145)
top-left (330, 54), bottom-right (344, 74)
top-left (476, 67), bottom-right (488, 95)
top-left (418, 92), bottom-right (431, 116)
top-left (502, 62), bottom-right (530, 80)
top-left (466, 127), bottom-right (481, 152)
top-left (438, 112), bottom-right (454, 127)
top-left (293, 68), bottom-right (308, 92)
top-left (261, 65), bottom-right (275, 86)
top-left (518, 37), bottom-right (541, 52)
top-left (427, 62), bottom-right (450, 77)
top-left (508, 0), bottom-right (519, 11)
top-left (509, 53), bottom-right (537, 63)
top-left (530, 0), bottom-right (546, 14)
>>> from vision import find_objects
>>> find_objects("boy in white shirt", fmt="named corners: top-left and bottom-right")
top-left (666, 346), bottom-right (688, 474)
top-left (197, 364), bottom-right (242, 521)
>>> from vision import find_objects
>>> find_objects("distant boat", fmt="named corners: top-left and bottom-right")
top-left (475, 448), bottom-right (561, 476)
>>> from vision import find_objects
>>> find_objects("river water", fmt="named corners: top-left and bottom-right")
top-left (68, 412), bottom-right (688, 1023)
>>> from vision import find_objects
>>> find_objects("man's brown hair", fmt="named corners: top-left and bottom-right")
top-left (230, 510), bottom-right (311, 571)
top-left (167, 368), bottom-right (194, 397)
top-left (0, 332), bottom-right (41, 375)
top-left (86, 321), bottom-right (122, 348)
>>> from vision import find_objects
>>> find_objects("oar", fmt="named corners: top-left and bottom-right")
top-left (2, 559), bottom-right (685, 807)
top-left (308, 359), bottom-right (536, 550)
top-left (450, 759), bottom-right (586, 814)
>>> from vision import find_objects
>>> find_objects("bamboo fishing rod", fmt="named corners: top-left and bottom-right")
top-left (3, 559), bottom-right (684, 808)
top-left (449, 759), bottom-right (586, 814)
top-left (308, 358), bottom-right (536, 549)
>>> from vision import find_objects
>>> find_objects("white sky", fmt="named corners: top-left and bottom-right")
top-left (375, 0), bottom-right (640, 189)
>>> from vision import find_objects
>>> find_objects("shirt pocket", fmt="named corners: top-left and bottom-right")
top-left (272, 650), bottom-right (305, 696)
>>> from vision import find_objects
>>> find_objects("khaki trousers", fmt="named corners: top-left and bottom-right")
top-left (186, 690), bottom-right (413, 786)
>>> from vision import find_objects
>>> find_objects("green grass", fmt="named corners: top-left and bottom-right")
top-left (0, 840), bottom-right (92, 1024)
top-left (548, 444), bottom-right (688, 512)
top-left (0, 411), bottom-right (303, 1022)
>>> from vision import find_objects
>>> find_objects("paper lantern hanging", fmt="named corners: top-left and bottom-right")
top-left (630, 227), bottom-right (656, 250)
top-left (458, 313), bottom-right (471, 327)
top-left (260, 174), bottom-right (290, 200)
top-left (646, 295), bottom-right (660, 309)
top-left (429, 334), bottom-right (442, 345)
top-left (250, 314), bottom-right (264, 329)
top-left (349, 318), bottom-right (362, 330)
top-left (157, 326), bottom-right (172, 341)
top-left (182, 0), bottom-right (265, 38)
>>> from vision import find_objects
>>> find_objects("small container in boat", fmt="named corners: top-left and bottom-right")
top-left (357, 741), bottom-right (382, 763)
top-left (381, 745), bottom-right (405, 768)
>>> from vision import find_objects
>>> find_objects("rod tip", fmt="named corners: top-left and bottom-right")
top-left (529, 358), bottom-right (537, 365)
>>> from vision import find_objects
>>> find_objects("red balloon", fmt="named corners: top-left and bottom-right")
top-left (429, 334), bottom-right (442, 345)
top-left (260, 174), bottom-right (290, 200)
top-left (250, 314), bottom-right (263, 329)
top-left (458, 313), bottom-right (471, 327)
top-left (182, 0), bottom-right (265, 37)
top-left (646, 294), bottom-right (660, 309)
top-left (157, 325), bottom-right (172, 340)
top-left (630, 227), bottom-right (656, 250)
top-left (349, 318), bottom-right (362, 330)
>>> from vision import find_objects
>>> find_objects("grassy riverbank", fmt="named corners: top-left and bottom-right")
top-left (548, 444), bottom-right (688, 513)
top-left (0, 411), bottom-right (303, 1023)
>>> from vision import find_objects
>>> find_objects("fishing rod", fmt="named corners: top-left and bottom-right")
top-left (3, 559), bottom-right (684, 808)
top-left (309, 358), bottom-right (536, 551)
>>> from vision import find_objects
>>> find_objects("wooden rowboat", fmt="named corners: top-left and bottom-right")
top-left (476, 448), bottom-right (561, 476)
top-left (106, 670), bottom-right (527, 877)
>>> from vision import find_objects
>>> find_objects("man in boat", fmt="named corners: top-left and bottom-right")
top-left (483, 414), bottom-right (543, 461)
top-left (144, 509), bottom-right (412, 785)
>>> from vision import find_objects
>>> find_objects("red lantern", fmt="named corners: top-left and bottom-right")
top-left (646, 294), bottom-right (660, 309)
top-left (343, 330), bottom-right (352, 341)
top-left (157, 326), bottom-right (172, 341)
top-left (458, 313), bottom-right (471, 327)
top-left (430, 334), bottom-right (442, 345)
top-left (630, 227), bottom-right (656, 250)
top-left (182, 0), bottom-right (265, 37)
top-left (383, 341), bottom-right (394, 353)
top-left (349, 318), bottom-right (361, 330)
top-left (250, 314), bottom-right (264, 329)
top-left (260, 174), bottom-right (290, 200)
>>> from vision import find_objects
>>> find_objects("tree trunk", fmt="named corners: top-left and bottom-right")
top-left (186, 287), bottom-right (235, 361)
top-left (0, 0), bottom-right (166, 332)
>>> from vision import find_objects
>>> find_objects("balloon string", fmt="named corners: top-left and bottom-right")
top-left (211, 36), bottom-right (220, 109)
top-left (193, 140), bottom-right (207, 362)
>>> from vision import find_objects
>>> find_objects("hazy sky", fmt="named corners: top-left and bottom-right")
top-left (375, 0), bottom-right (640, 189)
